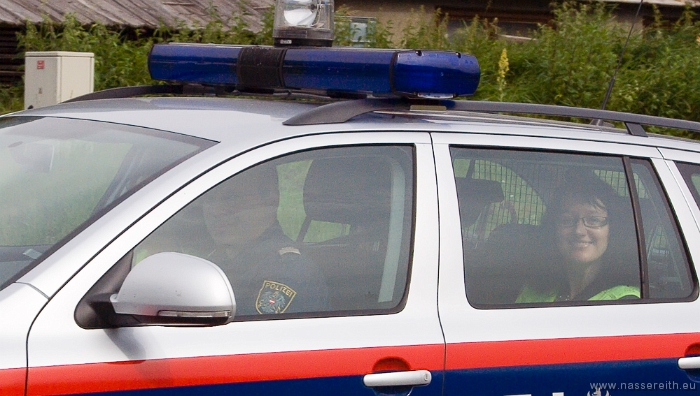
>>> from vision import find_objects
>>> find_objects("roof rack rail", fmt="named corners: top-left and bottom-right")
top-left (283, 98), bottom-right (700, 137)
top-left (64, 84), bottom-right (233, 103)
top-left (64, 85), bottom-right (187, 103)
top-left (62, 85), bottom-right (700, 138)
top-left (63, 83), bottom-right (339, 103)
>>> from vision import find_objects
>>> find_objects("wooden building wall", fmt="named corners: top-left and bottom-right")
top-left (0, 0), bottom-right (274, 86)
top-left (0, 25), bottom-right (21, 85)
top-left (0, 0), bottom-right (273, 31)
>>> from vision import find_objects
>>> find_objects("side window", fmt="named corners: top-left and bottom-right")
top-left (127, 145), bottom-right (414, 319)
top-left (451, 147), bottom-right (694, 308)
top-left (676, 162), bottom-right (700, 208)
top-left (635, 160), bottom-right (694, 299)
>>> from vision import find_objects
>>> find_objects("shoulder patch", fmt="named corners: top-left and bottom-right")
top-left (256, 280), bottom-right (297, 314)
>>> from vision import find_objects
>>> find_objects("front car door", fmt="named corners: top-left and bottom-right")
top-left (0, 284), bottom-right (46, 396)
top-left (25, 132), bottom-right (445, 395)
top-left (435, 131), bottom-right (700, 395)
top-left (0, 116), bottom-right (214, 396)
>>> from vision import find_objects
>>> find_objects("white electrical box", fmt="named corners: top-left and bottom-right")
top-left (24, 51), bottom-right (95, 109)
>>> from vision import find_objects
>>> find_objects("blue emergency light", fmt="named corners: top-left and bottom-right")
top-left (148, 43), bottom-right (481, 98)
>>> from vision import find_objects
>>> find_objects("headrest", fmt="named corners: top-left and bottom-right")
top-left (303, 156), bottom-right (392, 225)
top-left (455, 178), bottom-right (504, 227)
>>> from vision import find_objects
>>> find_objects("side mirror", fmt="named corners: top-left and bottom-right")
top-left (110, 252), bottom-right (235, 326)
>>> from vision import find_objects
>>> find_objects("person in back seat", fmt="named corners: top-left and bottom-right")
top-left (516, 170), bottom-right (640, 303)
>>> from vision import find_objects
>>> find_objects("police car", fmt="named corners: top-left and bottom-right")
top-left (3, 0), bottom-right (700, 394)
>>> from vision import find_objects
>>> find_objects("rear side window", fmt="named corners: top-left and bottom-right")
top-left (451, 147), bottom-right (694, 308)
top-left (676, 162), bottom-right (700, 208)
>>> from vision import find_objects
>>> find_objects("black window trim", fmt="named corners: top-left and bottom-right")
top-left (451, 146), bottom-right (699, 309)
top-left (623, 156), bottom-right (650, 299)
top-left (76, 143), bottom-right (418, 328)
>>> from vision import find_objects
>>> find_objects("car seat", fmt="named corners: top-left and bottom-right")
top-left (298, 155), bottom-right (394, 311)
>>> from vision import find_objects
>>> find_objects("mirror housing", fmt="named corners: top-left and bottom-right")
top-left (110, 252), bottom-right (235, 326)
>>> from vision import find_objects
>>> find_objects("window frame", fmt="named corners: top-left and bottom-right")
top-left (75, 135), bottom-right (428, 328)
top-left (630, 158), bottom-right (697, 302)
top-left (453, 150), bottom-right (696, 309)
top-left (433, 133), bottom-right (697, 314)
top-left (674, 161), bottom-right (700, 209)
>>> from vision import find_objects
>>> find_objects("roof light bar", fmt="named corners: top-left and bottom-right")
top-left (148, 43), bottom-right (480, 98)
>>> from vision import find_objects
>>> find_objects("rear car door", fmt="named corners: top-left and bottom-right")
top-left (435, 131), bottom-right (700, 394)
top-left (25, 132), bottom-right (444, 395)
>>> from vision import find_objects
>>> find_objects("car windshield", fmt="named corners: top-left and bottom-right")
top-left (0, 116), bottom-right (214, 291)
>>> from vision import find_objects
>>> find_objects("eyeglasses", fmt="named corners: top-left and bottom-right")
top-left (556, 215), bottom-right (609, 229)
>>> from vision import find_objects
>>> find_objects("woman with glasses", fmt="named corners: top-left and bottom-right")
top-left (516, 169), bottom-right (640, 303)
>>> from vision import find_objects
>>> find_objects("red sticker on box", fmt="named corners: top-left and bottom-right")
top-left (37, 60), bottom-right (44, 70)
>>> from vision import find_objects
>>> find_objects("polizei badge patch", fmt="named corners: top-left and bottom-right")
top-left (256, 280), bottom-right (297, 314)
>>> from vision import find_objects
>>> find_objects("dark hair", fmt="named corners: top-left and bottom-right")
top-left (544, 169), bottom-right (619, 228)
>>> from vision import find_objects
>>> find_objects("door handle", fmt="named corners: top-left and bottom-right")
top-left (363, 370), bottom-right (432, 388)
top-left (678, 356), bottom-right (700, 370)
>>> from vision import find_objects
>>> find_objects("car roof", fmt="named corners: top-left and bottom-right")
top-left (7, 96), bottom-right (700, 156)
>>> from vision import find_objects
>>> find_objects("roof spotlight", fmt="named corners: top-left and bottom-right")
top-left (273, 0), bottom-right (334, 47)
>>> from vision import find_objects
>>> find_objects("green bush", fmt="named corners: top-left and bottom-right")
top-left (613, 6), bottom-right (700, 124)
top-left (400, 7), bottom-right (450, 50)
top-left (504, 2), bottom-right (626, 108)
top-left (448, 16), bottom-right (505, 101)
top-left (0, 84), bottom-right (23, 113)
top-left (3, 0), bottom-right (700, 132)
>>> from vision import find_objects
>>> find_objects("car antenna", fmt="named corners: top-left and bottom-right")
top-left (599, 0), bottom-right (644, 113)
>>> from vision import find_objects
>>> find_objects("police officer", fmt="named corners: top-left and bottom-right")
top-left (201, 164), bottom-right (329, 315)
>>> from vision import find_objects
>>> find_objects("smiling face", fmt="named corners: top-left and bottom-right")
top-left (555, 195), bottom-right (610, 266)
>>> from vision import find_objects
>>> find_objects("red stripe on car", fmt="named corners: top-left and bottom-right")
top-left (447, 333), bottom-right (700, 369)
top-left (27, 344), bottom-right (443, 395)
